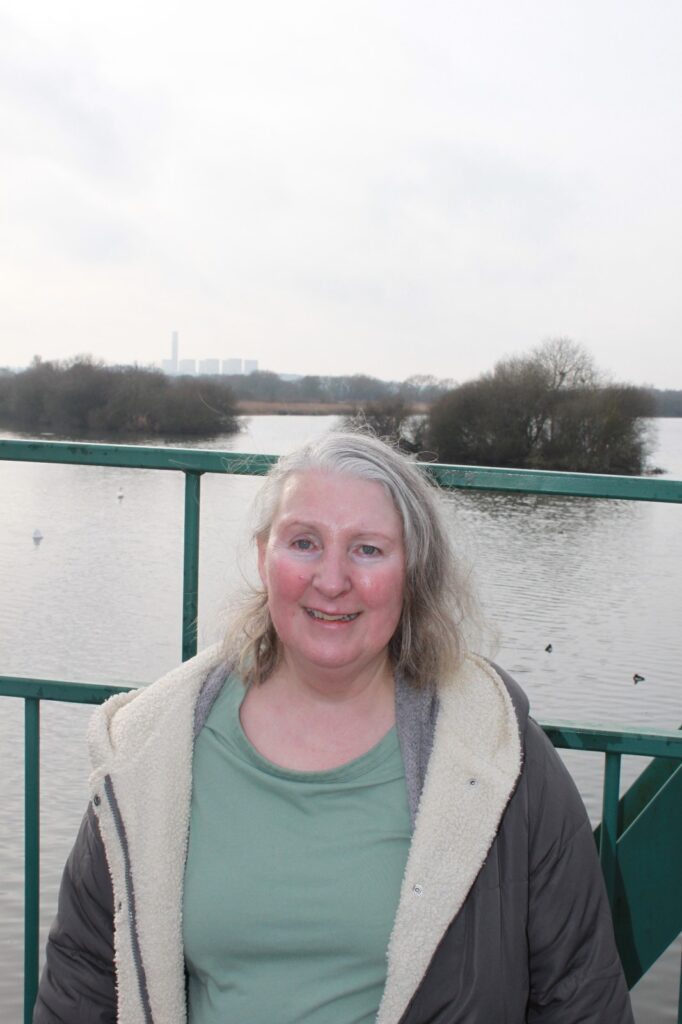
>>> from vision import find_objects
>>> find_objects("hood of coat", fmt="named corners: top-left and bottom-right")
top-left (88, 644), bottom-right (224, 775)
top-left (378, 654), bottom-right (525, 1024)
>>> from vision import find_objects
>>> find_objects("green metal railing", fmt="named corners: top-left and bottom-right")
top-left (2, 438), bottom-right (682, 1023)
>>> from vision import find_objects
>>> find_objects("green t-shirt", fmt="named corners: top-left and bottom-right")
top-left (183, 676), bottom-right (412, 1024)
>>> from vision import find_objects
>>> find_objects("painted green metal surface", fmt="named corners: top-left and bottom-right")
top-left (542, 720), bottom-right (682, 759)
top-left (612, 764), bottom-right (682, 989)
top-left (558, 725), bottom-right (682, 992)
top-left (540, 720), bottom-right (675, 761)
top-left (182, 471), bottom-right (202, 661)
top-left (0, 438), bottom-right (277, 475)
top-left (0, 677), bottom-right (134, 703)
top-left (2, 437), bottom-right (682, 501)
top-left (599, 753), bottom-right (622, 907)
top-left (593, 726), bottom-right (682, 848)
top-left (24, 699), bottom-right (40, 1022)
top-left (8, 681), bottom-right (134, 1023)
top-left (423, 460), bottom-right (682, 501)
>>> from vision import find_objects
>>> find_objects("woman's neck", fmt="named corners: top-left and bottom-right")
top-left (239, 656), bottom-right (396, 771)
top-left (272, 651), bottom-right (395, 705)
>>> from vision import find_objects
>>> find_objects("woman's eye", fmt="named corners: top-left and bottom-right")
top-left (291, 538), bottom-right (314, 551)
top-left (358, 544), bottom-right (380, 557)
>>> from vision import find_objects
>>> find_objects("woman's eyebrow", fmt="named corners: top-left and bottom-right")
top-left (275, 518), bottom-right (317, 531)
top-left (277, 518), bottom-right (397, 541)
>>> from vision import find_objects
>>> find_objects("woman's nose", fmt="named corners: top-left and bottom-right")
top-left (312, 550), bottom-right (351, 596)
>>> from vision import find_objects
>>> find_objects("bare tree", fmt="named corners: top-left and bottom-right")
top-left (533, 337), bottom-right (599, 391)
top-left (427, 341), bottom-right (653, 474)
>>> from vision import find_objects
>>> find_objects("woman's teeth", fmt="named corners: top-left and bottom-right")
top-left (306, 609), bottom-right (360, 622)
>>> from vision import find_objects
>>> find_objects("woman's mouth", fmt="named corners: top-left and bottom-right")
top-left (304, 608), bottom-right (360, 622)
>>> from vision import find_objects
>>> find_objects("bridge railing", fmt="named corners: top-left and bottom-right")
top-left (2, 438), bottom-right (681, 1024)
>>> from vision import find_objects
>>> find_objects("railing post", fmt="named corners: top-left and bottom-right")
top-left (182, 471), bottom-right (202, 662)
top-left (24, 698), bottom-right (40, 1024)
top-left (600, 751), bottom-right (622, 909)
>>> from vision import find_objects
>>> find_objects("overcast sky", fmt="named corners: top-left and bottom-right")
top-left (1, 0), bottom-right (680, 387)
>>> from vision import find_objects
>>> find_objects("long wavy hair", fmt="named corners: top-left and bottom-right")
top-left (225, 431), bottom-right (476, 689)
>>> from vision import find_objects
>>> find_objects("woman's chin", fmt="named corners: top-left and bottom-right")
top-left (283, 643), bottom-right (389, 681)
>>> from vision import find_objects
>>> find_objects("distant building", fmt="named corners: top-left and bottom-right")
top-left (198, 358), bottom-right (220, 375)
top-left (222, 358), bottom-right (243, 375)
top-left (161, 331), bottom-right (180, 375)
top-left (160, 341), bottom-right (258, 377)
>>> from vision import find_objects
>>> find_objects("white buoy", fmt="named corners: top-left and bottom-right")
top-left (32, 529), bottom-right (43, 543)
top-left (117, 488), bottom-right (124, 500)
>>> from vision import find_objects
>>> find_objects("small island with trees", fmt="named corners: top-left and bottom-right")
top-left (0, 357), bottom-right (240, 438)
top-left (0, 338), bottom-right (677, 476)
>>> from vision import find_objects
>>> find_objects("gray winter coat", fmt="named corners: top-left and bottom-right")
top-left (34, 647), bottom-right (633, 1023)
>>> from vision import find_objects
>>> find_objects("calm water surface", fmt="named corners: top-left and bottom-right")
top-left (1, 417), bottom-right (681, 1021)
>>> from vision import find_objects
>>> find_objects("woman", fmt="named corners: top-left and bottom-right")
top-left (34, 431), bottom-right (633, 1024)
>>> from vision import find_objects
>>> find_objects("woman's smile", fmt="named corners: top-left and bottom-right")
top-left (304, 607), bottom-right (361, 623)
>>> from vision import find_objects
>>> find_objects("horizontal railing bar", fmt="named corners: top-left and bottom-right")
top-left (543, 720), bottom-right (682, 759)
top-left (424, 462), bottom-right (682, 502)
top-left (0, 439), bottom-right (277, 476)
top-left (0, 677), bottom-right (135, 703)
top-left (2, 439), bottom-right (681, 502)
top-left (2, 677), bottom-right (681, 758)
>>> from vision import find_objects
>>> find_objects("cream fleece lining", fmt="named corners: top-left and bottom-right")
top-left (88, 649), bottom-right (521, 1024)
top-left (89, 645), bottom-right (223, 1024)
top-left (377, 654), bottom-right (522, 1024)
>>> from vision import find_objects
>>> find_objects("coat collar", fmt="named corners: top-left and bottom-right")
top-left (378, 655), bottom-right (524, 1024)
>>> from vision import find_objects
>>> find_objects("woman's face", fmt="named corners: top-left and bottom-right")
top-left (258, 470), bottom-right (406, 681)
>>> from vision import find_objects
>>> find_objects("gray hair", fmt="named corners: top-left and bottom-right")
top-left (226, 430), bottom-right (474, 689)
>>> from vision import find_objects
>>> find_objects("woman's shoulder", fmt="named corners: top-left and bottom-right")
top-left (480, 659), bottom-right (530, 727)
top-left (88, 644), bottom-right (228, 771)
top-left (434, 655), bottom-right (530, 755)
top-left (445, 660), bottom-right (594, 854)
top-left (468, 660), bottom-right (583, 808)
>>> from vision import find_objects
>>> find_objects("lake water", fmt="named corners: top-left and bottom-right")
top-left (1, 417), bottom-right (681, 1021)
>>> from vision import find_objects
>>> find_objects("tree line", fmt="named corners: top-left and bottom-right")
top-left (0, 343), bottom-right (669, 474)
top-left (215, 371), bottom-right (454, 405)
top-left (0, 359), bottom-right (454, 437)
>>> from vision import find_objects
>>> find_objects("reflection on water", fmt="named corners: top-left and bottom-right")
top-left (1, 417), bottom-right (681, 1021)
